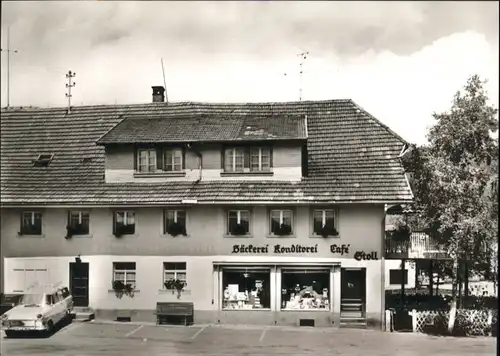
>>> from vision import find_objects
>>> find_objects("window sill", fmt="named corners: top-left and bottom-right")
top-left (108, 289), bottom-right (140, 293)
top-left (266, 235), bottom-right (296, 238)
top-left (112, 234), bottom-right (138, 238)
top-left (220, 171), bottom-right (274, 177)
top-left (158, 289), bottom-right (191, 295)
top-left (18, 233), bottom-right (45, 238)
top-left (309, 235), bottom-right (340, 239)
top-left (69, 234), bottom-right (93, 238)
top-left (224, 234), bottom-right (253, 238)
top-left (134, 172), bottom-right (186, 178)
top-left (280, 309), bottom-right (331, 312)
top-left (222, 308), bottom-right (271, 311)
top-left (161, 234), bottom-right (190, 238)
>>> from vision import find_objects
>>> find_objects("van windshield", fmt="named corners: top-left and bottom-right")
top-left (19, 294), bottom-right (44, 306)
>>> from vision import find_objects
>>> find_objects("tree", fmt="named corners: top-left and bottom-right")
top-left (403, 75), bottom-right (498, 332)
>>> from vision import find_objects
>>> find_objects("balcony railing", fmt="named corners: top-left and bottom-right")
top-left (385, 232), bottom-right (450, 259)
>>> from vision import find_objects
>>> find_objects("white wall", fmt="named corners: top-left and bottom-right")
top-left (384, 259), bottom-right (416, 290)
top-left (5, 255), bottom-right (383, 315)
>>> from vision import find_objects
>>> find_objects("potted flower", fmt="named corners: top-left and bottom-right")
top-left (112, 280), bottom-right (134, 299)
top-left (164, 279), bottom-right (186, 299)
top-left (231, 223), bottom-right (247, 236)
top-left (319, 225), bottom-right (339, 238)
top-left (113, 224), bottom-right (133, 238)
top-left (166, 222), bottom-right (187, 237)
top-left (274, 223), bottom-right (292, 236)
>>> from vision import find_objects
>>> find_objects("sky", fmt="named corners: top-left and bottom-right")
top-left (1, 1), bottom-right (498, 145)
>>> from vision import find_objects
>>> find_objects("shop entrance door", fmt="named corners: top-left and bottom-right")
top-left (340, 268), bottom-right (366, 323)
top-left (69, 262), bottom-right (89, 307)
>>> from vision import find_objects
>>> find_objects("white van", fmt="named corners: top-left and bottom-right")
top-left (1, 285), bottom-right (73, 337)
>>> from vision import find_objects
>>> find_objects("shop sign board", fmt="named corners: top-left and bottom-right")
top-left (231, 244), bottom-right (379, 260)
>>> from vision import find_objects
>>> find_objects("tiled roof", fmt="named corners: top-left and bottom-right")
top-left (97, 115), bottom-right (307, 144)
top-left (0, 99), bottom-right (413, 205)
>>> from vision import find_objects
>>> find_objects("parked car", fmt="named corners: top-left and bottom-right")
top-left (1, 285), bottom-right (73, 337)
top-left (0, 294), bottom-right (23, 316)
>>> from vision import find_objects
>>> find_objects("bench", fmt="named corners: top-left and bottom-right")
top-left (155, 302), bottom-right (194, 326)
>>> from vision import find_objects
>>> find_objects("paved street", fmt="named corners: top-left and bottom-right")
top-left (0, 320), bottom-right (496, 356)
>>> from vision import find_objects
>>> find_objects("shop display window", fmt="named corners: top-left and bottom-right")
top-left (280, 268), bottom-right (331, 310)
top-left (222, 269), bottom-right (271, 310)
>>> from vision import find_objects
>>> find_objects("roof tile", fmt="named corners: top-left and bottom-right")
top-left (1, 99), bottom-right (413, 205)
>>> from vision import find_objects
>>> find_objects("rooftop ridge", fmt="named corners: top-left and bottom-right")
top-left (1, 98), bottom-right (353, 113)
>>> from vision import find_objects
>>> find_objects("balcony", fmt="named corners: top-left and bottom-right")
top-left (385, 231), bottom-right (450, 260)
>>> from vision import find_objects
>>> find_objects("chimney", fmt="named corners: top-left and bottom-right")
top-left (152, 86), bottom-right (165, 103)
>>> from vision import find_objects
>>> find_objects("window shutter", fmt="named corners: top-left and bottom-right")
top-left (112, 211), bottom-right (116, 234)
top-left (270, 147), bottom-right (273, 168)
top-left (244, 149), bottom-right (250, 169)
top-left (221, 147), bottom-right (225, 169)
top-left (19, 212), bottom-right (23, 234)
top-left (182, 148), bottom-right (186, 170)
top-left (156, 148), bottom-right (163, 170)
top-left (67, 211), bottom-right (71, 228)
top-left (133, 147), bottom-right (138, 171)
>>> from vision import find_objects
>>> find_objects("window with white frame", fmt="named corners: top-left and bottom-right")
top-left (164, 149), bottom-right (183, 172)
top-left (137, 149), bottom-right (156, 173)
top-left (312, 209), bottom-right (338, 236)
top-left (163, 262), bottom-right (187, 289)
top-left (227, 210), bottom-right (250, 236)
top-left (113, 262), bottom-right (136, 289)
top-left (114, 211), bottom-right (135, 235)
top-left (250, 147), bottom-right (271, 172)
top-left (224, 147), bottom-right (272, 173)
top-left (68, 211), bottom-right (90, 235)
top-left (270, 210), bottom-right (293, 236)
top-left (21, 211), bottom-right (42, 235)
top-left (164, 209), bottom-right (187, 236)
top-left (224, 148), bottom-right (245, 172)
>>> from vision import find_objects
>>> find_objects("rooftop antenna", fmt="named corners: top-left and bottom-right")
top-left (65, 70), bottom-right (76, 114)
top-left (283, 51), bottom-right (309, 101)
top-left (161, 58), bottom-right (168, 103)
top-left (297, 51), bottom-right (309, 101)
top-left (1, 27), bottom-right (19, 108)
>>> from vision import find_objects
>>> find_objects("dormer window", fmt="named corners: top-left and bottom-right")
top-left (224, 147), bottom-right (272, 173)
top-left (33, 154), bottom-right (54, 167)
top-left (137, 149), bottom-right (156, 173)
top-left (164, 149), bottom-right (183, 172)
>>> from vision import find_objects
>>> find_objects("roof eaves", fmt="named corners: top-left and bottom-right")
top-left (95, 114), bottom-right (126, 145)
top-left (348, 99), bottom-right (411, 147)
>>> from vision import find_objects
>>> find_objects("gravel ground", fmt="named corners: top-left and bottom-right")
top-left (0, 320), bottom-right (496, 356)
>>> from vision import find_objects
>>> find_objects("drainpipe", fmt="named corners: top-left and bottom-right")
top-left (186, 143), bottom-right (203, 182)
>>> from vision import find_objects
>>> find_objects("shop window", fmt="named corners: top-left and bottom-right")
top-left (389, 269), bottom-right (408, 285)
top-left (113, 262), bottom-right (136, 289)
top-left (227, 210), bottom-right (250, 236)
top-left (222, 269), bottom-right (271, 310)
top-left (270, 210), bottom-right (293, 236)
top-left (280, 268), bottom-right (331, 310)
top-left (20, 211), bottom-right (42, 235)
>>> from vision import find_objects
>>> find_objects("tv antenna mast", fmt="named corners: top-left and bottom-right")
top-left (284, 51), bottom-right (309, 101)
top-left (161, 58), bottom-right (168, 103)
top-left (65, 70), bottom-right (76, 114)
top-left (1, 27), bottom-right (19, 108)
top-left (297, 51), bottom-right (309, 101)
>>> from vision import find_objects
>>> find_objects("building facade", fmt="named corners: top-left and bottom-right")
top-left (0, 90), bottom-right (413, 328)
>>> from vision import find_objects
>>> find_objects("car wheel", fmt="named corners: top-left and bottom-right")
top-left (45, 320), bottom-right (54, 337)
